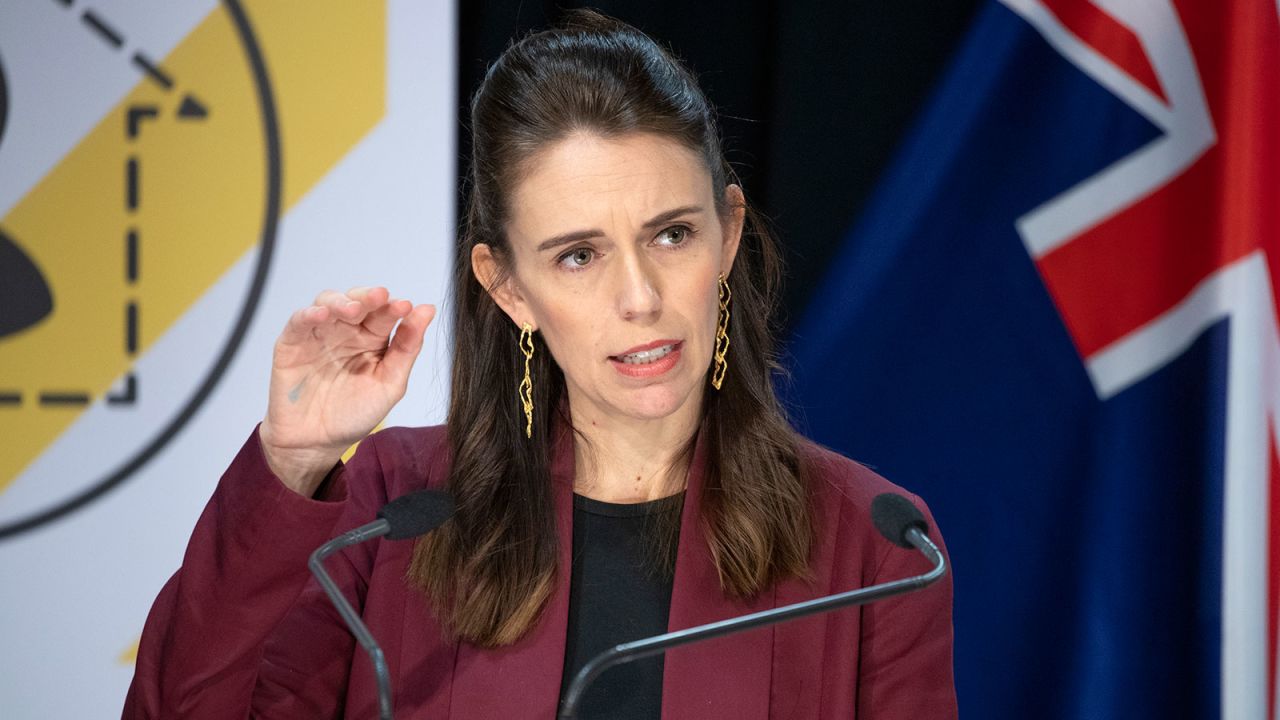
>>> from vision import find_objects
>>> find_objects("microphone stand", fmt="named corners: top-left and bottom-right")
top-left (308, 488), bottom-right (453, 720)
top-left (557, 527), bottom-right (946, 720)
top-left (309, 519), bottom-right (395, 720)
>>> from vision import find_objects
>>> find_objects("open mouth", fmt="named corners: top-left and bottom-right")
top-left (613, 342), bottom-right (680, 364)
top-left (609, 340), bottom-right (684, 378)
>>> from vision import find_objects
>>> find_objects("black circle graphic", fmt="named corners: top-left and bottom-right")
top-left (0, 0), bottom-right (281, 539)
top-left (0, 50), bottom-right (9, 149)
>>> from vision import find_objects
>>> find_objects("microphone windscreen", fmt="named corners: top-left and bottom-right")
top-left (377, 489), bottom-right (455, 540)
top-left (871, 493), bottom-right (929, 549)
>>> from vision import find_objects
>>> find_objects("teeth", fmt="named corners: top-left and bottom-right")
top-left (617, 344), bottom-right (676, 364)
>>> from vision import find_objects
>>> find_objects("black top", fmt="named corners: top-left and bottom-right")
top-left (559, 491), bottom-right (684, 719)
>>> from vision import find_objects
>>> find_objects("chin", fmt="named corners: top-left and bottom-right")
top-left (616, 382), bottom-right (697, 420)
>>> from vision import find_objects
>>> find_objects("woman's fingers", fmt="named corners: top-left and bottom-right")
top-left (313, 287), bottom-right (374, 325)
top-left (275, 290), bottom-right (430, 383)
top-left (263, 289), bottom-right (430, 483)
top-left (380, 303), bottom-right (436, 384)
top-left (361, 297), bottom-right (414, 339)
top-left (276, 304), bottom-right (330, 347)
top-left (343, 286), bottom-right (391, 316)
top-left (307, 286), bottom-right (389, 327)
top-left (279, 287), bottom-right (394, 346)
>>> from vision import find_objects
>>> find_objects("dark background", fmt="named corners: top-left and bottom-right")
top-left (456, 0), bottom-right (982, 324)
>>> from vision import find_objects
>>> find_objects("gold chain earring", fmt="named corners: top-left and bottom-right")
top-left (518, 322), bottom-right (535, 438)
top-left (712, 273), bottom-right (731, 390)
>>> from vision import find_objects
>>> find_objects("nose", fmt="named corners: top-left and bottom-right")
top-left (614, 252), bottom-right (661, 321)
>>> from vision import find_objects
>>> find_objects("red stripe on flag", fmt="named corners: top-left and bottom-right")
top-left (1039, 0), bottom-right (1168, 103)
top-left (1035, 160), bottom-right (1258, 358)
top-left (1032, 0), bottom-right (1280, 359)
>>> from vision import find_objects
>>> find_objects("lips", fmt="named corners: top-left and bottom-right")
top-left (614, 343), bottom-right (678, 364)
top-left (609, 340), bottom-right (683, 378)
top-left (611, 338), bottom-right (683, 359)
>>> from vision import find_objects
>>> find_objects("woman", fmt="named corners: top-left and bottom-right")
top-left (124, 10), bottom-right (955, 719)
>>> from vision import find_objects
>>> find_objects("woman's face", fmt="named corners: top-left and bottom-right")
top-left (474, 131), bottom-right (743, 426)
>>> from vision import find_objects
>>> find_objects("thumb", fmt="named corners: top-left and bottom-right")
top-left (380, 304), bottom-right (436, 385)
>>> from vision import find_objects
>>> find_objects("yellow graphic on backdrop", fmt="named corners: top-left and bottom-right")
top-left (0, 1), bottom-right (386, 494)
top-left (119, 639), bottom-right (139, 666)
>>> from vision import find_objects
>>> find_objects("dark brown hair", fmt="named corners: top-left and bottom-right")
top-left (410, 9), bottom-right (811, 647)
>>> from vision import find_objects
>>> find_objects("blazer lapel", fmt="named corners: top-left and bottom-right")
top-left (447, 423), bottom-right (576, 720)
top-left (661, 429), bottom-right (776, 720)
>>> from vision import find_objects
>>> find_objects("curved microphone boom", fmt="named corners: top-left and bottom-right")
top-left (558, 491), bottom-right (947, 719)
top-left (308, 489), bottom-right (455, 720)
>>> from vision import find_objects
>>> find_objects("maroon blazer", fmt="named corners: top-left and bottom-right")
top-left (124, 421), bottom-right (956, 719)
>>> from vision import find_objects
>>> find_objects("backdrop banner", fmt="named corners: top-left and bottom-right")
top-left (788, 1), bottom-right (1278, 718)
top-left (0, 1), bottom-right (455, 716)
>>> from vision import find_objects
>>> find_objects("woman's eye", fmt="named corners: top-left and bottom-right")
top-left (559, 247), bottom-right (595, 269)
top-left (658, 226), bottom-right (689, 246)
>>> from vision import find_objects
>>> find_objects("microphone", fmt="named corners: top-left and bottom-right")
top-left (558, 492), bottom-right (946, 719)
top-left (870, 492), bottom-right (933, 550)
top-left (308, 489), bottom-right (455, 720)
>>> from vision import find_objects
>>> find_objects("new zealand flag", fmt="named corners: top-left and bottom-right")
top-left (787, 1), bottom-right (1279, 717)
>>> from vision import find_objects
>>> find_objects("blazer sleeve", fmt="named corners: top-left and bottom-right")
top-left (855, 493), bottom-right (957, 718)
top-left (121, 423), bottom-right (386, 720)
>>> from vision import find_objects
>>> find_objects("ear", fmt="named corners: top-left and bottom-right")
top-left (471, 243), bottom-right (535, 330)
top-left (720, 184), bottom-right (746, 277)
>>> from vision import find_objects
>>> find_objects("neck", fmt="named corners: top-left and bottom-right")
top-left (568, 393), bottom-right (703, 504)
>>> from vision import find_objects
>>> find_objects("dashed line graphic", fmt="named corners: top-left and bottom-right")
top-left (125, 301), bottom-right (138, 356)
top-left (125, 155), bottom-right (139, 210)
top-left (126, 106), bottom-right (158, 138)
top-left (116, 110), bottom-right (143, 408)
top-left (126, 229), bottom-right (138, 282)
top-left (3, 6), bottom-right (216, 410)
top-left (64, 3), bottom-right (218, 410)
top-left (62, 1), bottom-right (205, 104)
top-left (38, 392), bottom-right (90, 406)
top-left (107, 94), bottom-right (213, 410)
top-left (80, 10), bottom-right (123, 50)
top-left (131, 54), bottom-right (172, 90)
top-left (106, 374), bottom-right (136, 405)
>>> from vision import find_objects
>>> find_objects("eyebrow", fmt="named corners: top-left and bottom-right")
top-left (534, 205), bottom-right (705, 252)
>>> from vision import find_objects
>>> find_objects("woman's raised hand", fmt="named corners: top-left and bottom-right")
top-left (258, 286), bottom-right (436, 495)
